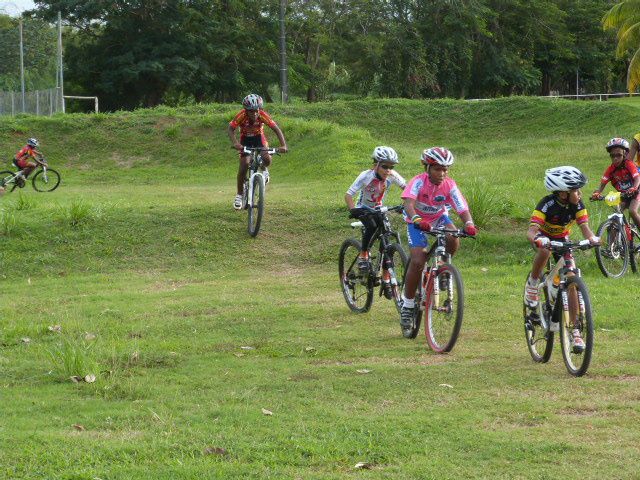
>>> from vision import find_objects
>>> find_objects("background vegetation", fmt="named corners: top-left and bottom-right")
top-left (14, 0), bottom-right (626, 110)
top-left (1, 97), bottom-right (639, 478)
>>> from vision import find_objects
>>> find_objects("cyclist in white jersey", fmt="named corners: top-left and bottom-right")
top-left (345, 146), bottom-right (406, 272)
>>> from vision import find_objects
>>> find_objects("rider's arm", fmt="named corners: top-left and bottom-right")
top-left (227, 124), bottom-right (241, 150)
top-left (579, 223), bottom-right (597, 243)
top-left (629, 138), bottom-right (639, 164)
top-left (403, 197), bottom-right (418, 219)
top-left (345, 193), bottom-right (356, 210)
top-left (459, 210), bottom-right (473, 226)
top-left (270, 124), bottom-right (288, 153)
top-left (527, 224), bottom-right (541, 245)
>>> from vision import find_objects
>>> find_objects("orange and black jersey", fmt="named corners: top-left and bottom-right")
top-left (530, 194), bottom-right (588, 239)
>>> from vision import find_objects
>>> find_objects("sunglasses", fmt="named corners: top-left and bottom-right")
top-left (610, 153), bottom-right (625, 159)
top-left (379, 164), bottom-right (395, 170)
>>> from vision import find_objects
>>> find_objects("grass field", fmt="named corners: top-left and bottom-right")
top-left (1, 97), bottom-right (640, 479)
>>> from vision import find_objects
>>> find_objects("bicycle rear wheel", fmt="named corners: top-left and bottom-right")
top-left (0, 171), bottom-right (16, 192)
top-left (32, 168), bottom-right (61, 192)
top-left (386, 243), bottom-right (408, 312)
top-left (595, 219), bottom-right (628, 278)
top-left (425, 263), bottom-right (463, 353)
top-left (629, 225), bottom-right (640, 274)
top-left (339, 238), bottom-right (373, 313)
top-left (523, 274), bottom-right (554, 363)
top-left (559, 277), bottom-right (594, 377)
top-left (247, 174), bottom-right (265, 237)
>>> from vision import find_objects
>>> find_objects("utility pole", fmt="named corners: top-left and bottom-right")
top-left (279, 0), bottom-right (288, 103)
top-left (58, 11), bottom-right (65, 112)
top-left (19, 17), bottom-right (25, 112)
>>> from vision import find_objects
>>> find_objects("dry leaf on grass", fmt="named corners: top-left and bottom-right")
top-left (70, 376), bottom-right (83, 383)
top-left (83, 332), bottom-right (97, 341)
top-left (20, 337), bottom-right (31, 344)
top-left (304, 346), bottom-right (316, 352)
top-left (439, 383), bottom-right (453, 388)
top-left (84, 374), bottom-right (96, 383)
top-left (48, 325), bottom-right (62, 333)
top-left (354, 462), bottom-right (373, 469)
top-left (481, 267), bottom-right (488, 272)
top-left (72, 424), bottom-right (85, 431)
top-left (240, 346), bottom-right (254, 350)
top-left (356, 369), bottom-right (371, 374)
top-left (261, 408), bottom-right (273, 416)
top-left (203, 446), bottom-right (227, 456)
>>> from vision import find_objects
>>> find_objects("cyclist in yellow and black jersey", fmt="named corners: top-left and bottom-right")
top-left (524, 167), bottom-right (599, 352)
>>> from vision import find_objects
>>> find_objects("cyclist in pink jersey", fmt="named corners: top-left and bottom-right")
top-left (345, 146), bottom-right (406, 272)
top-left (227, 94), bottom-right (288, 210)
top-left (399, 147), bottom-right (477, 337)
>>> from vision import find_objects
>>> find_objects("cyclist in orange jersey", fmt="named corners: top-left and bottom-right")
top-left (227, 94), bottom-right (288, 210)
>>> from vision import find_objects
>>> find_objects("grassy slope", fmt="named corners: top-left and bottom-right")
top-left (1, 98), bottom-right (639, 479)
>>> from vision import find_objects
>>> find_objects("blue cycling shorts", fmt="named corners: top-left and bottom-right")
top-left (406, 214), bottom-right (454, 248)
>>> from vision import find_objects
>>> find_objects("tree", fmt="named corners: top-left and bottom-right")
top-left (603, 0), bottom-right (640, 92)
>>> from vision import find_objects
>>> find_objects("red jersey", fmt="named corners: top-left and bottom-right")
top-left (229, 109), bottom-right (277, 140)
top-left (601, 160), bottom-right (639, 192)
top-left (15, 145), bottom-right (37, 162)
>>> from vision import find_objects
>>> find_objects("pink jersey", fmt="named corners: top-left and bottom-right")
top-left (402, 173), bottom-right (468, 223)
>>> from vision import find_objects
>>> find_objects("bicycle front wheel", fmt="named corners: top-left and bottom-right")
top-left (386, 243), bottom-right (408, 312)
top-left (595, 219), bottom-right (628, 278)
top-left (247, 174), bottom-right (265, 237)
top-left (559, 277), bottom-right (594, 377)
top-left (629, 226), bottom-right (640, 274)
top-left (339, 238), bottom-right (373, 313)
top-left (32, 168), bottom-right (61, 192)
top-left (0, 171), bottom-right (16, 192)
top-left (425, 263), bottom-right (463, 353)
top-left (523, 274), bottom-right (554, 363)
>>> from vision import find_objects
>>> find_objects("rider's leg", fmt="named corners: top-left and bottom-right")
top-left (627, 197), bottom-right (640, 230)
top-left (261, 152), bottom-right (272, 168)
top-left (524, 246), bottom-right (551, 308)
top-left (236, 155), bottom-right (250, 195)
top-left (403, 247), bottom-right (427, 304)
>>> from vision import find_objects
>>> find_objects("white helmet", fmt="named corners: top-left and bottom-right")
top-left (421, 147), bottom-right (454, 166)
top-left (372, 146), bottom-right (399, 164)
top-left (27, 137), bottom-right (39, 147)
top-left (242, 94), bottom-right (263, 110)
top-left (544, 166), bottom-right (587, 192)
top-left (605, 137), bottom-right (630, 152)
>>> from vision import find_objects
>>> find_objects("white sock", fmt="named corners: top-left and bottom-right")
top-left (402, 294), bottom-right (415, 308)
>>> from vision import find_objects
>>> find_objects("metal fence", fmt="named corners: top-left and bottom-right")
top-left (0, 88), bottom-right (64, 116)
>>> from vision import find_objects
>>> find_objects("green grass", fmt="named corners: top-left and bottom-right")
top-left (1, 97), bottom-right (640, 479)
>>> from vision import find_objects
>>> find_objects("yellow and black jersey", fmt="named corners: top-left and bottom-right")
top-left (530, 194), bottom-right (588, 239)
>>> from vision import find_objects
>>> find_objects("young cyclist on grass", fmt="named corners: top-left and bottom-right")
top-left (345, 146), bottom-right (407, 272)
top-left (399, 147), bottom-right (477, 338)
top-left (13, 138), bottom-right (42, 187)
top-left (525, 166), bottom-right (599, 352)
top-left (227, 94), bottom-right (288, 210)
top-left (590, 138), bottom-right (640, 230)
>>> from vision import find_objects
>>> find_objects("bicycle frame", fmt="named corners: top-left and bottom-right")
top-left (242, 147), bottom-right (275, 208)
top-left (350, 205), bottom-right (404, 286)
top-left (417, 229), bottom-right (454, 310)
top-left (530, 240), bottom-right (590, 334)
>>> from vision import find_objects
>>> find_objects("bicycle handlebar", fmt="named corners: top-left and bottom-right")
top-left (359, 205), bottom-right (404, 216)
top-left (426, 227), bottom-right (475, 239)
top-left (548, 239), bottom-right (594, 252)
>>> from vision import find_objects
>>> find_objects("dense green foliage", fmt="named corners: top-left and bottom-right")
top-left (603, 0), bottom-right (640, 92)
top-left (29, 0), bottom-right (625, 110)
top-left (0, 14), bottom-right (58, 92)
top-left (1, 97), bottom-right (640, 477)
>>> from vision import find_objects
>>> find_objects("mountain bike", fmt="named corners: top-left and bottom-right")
top-left (339, 205), bottom-right (408, 313)
top-left (592, 190), bottom-right (640, 278)
top-left (0, 157), bottom-right (61, 193)
top-left (239, 147), bottom-right (278, 237)
top-left (523, 239), bottom-right (596, 377)
top-left (404, 227), bottom-right (474, 353)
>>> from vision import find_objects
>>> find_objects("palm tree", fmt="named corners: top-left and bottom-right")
top-left (603, 1), bottom-right (640, 92)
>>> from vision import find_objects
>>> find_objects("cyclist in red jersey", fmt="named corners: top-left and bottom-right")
top-left (590, 137), bottom-right (640, 230)
top-left (227, 94), bottom-right (288, 210)
top-left (13, 138), bottom-right (42, 187)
